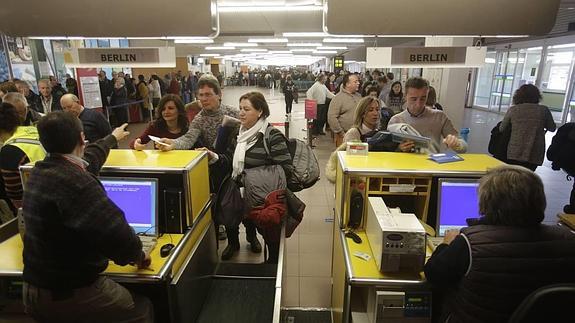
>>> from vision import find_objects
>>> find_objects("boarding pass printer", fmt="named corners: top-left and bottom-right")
top-left (366, 197), bottom-right (426, 273)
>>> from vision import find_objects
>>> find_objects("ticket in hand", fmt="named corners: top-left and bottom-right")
top-left (148, 135), bottom-right (170, 146)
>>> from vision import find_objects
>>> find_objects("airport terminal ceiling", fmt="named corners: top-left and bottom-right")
top-left (0, 0), bottom-right (567, 66)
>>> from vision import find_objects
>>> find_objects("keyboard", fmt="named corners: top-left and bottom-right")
top-left (427, 237), bottom-right (444, 251)
top-left (138, 235), bottom-right (157, 255)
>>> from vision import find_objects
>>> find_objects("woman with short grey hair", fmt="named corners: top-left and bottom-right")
top-left (424, 165), bottom-right (575, 323)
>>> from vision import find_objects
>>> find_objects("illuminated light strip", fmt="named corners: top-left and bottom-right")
top-left (219, 5), bottom-right (322, 13)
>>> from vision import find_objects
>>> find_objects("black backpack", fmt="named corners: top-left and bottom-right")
top-left (488, 121), bottom-right (511, 162)
top-left (547, 122), bottom-right (575, 176)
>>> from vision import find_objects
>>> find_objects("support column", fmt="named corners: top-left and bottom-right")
top-left (422, 37), bottom-right (473, 130)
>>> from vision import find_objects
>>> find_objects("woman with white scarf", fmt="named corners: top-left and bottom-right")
top-left (205, 92), bottom-right (297, 263)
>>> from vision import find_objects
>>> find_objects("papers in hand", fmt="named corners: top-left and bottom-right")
top-left (148, 135), bottom-right (170, 147)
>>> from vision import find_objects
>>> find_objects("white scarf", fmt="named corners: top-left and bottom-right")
top-left (232, 118), bottom-right (268, 179)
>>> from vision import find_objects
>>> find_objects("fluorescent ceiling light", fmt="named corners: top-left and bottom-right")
top-left (317, 46), bottom-right (347, 50)
top-left (175, 39), bottom-right (214, 44)
top-left (283, 32), bottom-right (327, 37)
top-left (241, 48), bottom-right (268, 52)
top-left (313, 50), bottom-right (337, 54)
top-left (323, 38), bottom-right (364, 43)
top-left (248, 38), bottom-right (288, 43)
top-left (290, 49), bottom-right (315, 52)
top-left (219, 5), bottom-right (322, 13)
top-left (287, 43), bottom-right (322, 47)
top-left (269, 50), bottom-right (292, 54)
top-left (345, 60), bottom-right (356, 63)
top-left (223, 42), bottom-right (258, 47)
top-left (205, 46), bottom-right (235, 50)
top-left (283, 32), bottom-right (370, 38)
top-left (200, 53), bottom-right (220, 57)
top-left (550, 43), bottom-right (575, 49)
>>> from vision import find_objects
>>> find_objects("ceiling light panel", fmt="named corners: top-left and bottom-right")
top-left (323, 38), bottom-right (364, 43)
top-left (313, 50), bottom-right (337, 54)
top-left (317, 46), bottom-right (347, 50)
top-left (205, 46), bottom-right (235, 50)
top-left (248, 38), bottom-right (289, 43)
top-left (219, 5), bottom-right (322, 13)
top-left (223, 42), bottom-right (258, 47)
top-left (175, 39), bottom-right (215, 44)
top-left (241, 48), bottom-right (269, 52)
top-left (287, 43), bottom-right (322, 47)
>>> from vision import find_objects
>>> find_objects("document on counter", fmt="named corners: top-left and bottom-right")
top-left (428, 150), bottom-right (464, 164)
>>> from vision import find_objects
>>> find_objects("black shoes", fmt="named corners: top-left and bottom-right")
top-left (248, 236), bottom-right (262, 253)
top-left (218, 225), bottom-right (227, 241)
top-left (221, 243), bottom-right (240, 260)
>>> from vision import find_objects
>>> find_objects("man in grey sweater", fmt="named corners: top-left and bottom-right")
top-left (158, 75), bottom-right (239, 151)
top-left (327, 73), bottom-right (361, 146)
top-left (388, 77), bottom-right (467, 154)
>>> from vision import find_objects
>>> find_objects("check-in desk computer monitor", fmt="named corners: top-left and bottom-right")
top-left (437, 178), bottom-right (480, 236)
top-left (100, 178), bottom-right (160, 254)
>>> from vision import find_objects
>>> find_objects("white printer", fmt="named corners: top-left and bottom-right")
top-left (366, 197), bottom-right (426, 273)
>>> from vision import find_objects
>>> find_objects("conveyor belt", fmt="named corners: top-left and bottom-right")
top-left (196, 278), bottom-right (275, 323)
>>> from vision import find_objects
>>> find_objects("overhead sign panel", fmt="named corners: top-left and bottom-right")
top-left (366, 47), bottom-right (486, 68)
top-left (64, 48), bottom-right (176, 68)
top-left (0, 0), bottom-right (218, 37)
top-left (325, 0), bottom-right (560, 36)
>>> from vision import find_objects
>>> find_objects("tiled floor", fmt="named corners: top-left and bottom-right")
top-left (120, 86), bottom-right (574, 310)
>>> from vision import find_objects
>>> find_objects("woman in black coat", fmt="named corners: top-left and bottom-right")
top-left (282, 75), bottom-right (295, 116)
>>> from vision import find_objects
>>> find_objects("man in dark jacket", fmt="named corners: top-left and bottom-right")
top-left (49, 76), bottom-right (67, 98)
top-left (14, 80), bottom-right (41, 113)
top-left (98, 70), bottom-right (113, 109)
top-left (37, 79), bottom-right (62, 113)
top-left (60, 94), bottom-right (112, 143)
top-left (22, 112), bottom-right (153, 322)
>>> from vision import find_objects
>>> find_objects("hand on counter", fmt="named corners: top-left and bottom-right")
top-left (136, 253), bottom-right (152, 270)
top-left (133, 138), bottom-right (146, 151)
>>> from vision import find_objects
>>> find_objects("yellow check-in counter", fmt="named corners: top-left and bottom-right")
top-left (7, 150), bottom-right (216, 322)
top-left (332, 152), bottom-right (504, 323)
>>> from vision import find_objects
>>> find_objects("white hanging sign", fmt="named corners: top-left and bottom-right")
top-left (64, 47), bottom-right (176, 68)
top-left (366, 47), bottom-right (487, 68)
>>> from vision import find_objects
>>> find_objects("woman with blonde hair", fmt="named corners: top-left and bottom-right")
top-left (325, 97), bottom-right (411, 182)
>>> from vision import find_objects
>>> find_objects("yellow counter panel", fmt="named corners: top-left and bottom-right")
top-left (104, 150), bottom-right (205, 170)
top-left (339, 152), bottom-right (503, 175)
top-left (0, 234), bottom-right (182, 277)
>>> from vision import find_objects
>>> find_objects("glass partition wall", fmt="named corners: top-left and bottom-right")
top-left (473, 44), bottom-right (574, 124)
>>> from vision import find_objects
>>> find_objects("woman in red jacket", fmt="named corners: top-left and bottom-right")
top-left (130, 94), bottom-right (188, 150)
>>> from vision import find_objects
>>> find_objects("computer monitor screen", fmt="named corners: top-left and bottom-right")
top-left (437, 179), bottom-right (480, 236)
top-left (100, 177), bottom-right (158, 235)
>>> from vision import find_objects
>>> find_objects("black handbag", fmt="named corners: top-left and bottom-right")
top-left (213, 176), bottom-right (245, 228)
top-left (488, 121), bottom-right (511, 162)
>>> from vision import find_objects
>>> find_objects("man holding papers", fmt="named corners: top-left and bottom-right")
top-left (388, 77), bottom-right (467, 154)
